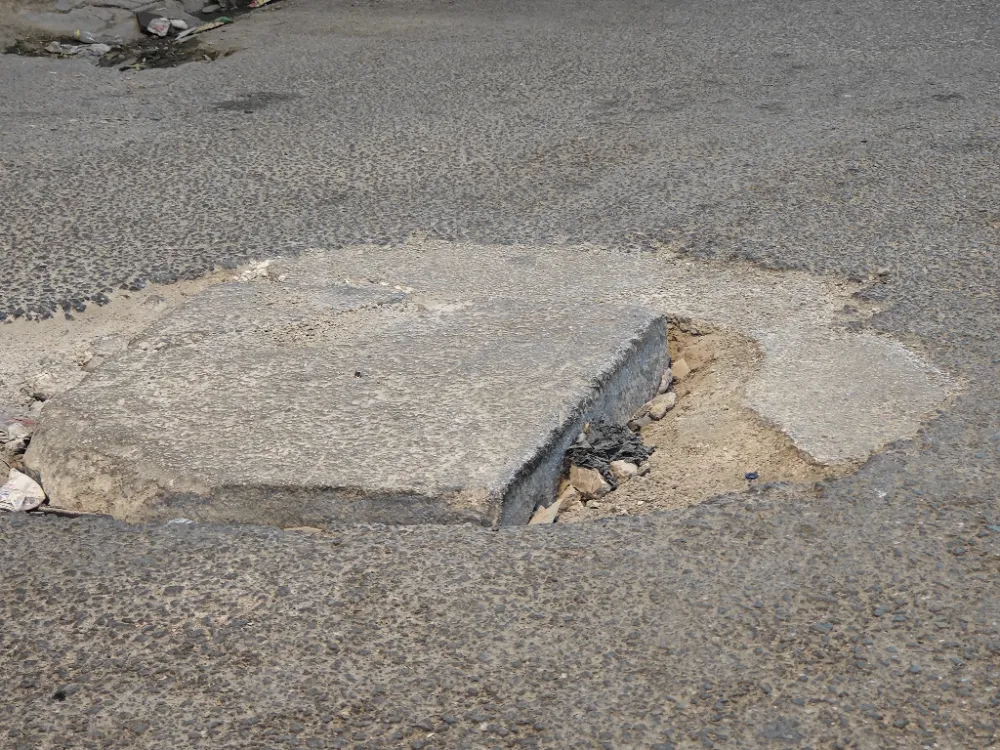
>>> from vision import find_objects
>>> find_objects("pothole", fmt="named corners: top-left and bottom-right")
top-left (549, 322), bottom-right (844, 524)
top-left (0, 243), bottom-right (955, 530)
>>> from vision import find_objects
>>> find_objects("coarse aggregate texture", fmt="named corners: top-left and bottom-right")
top-left (1, 0), bottom-right (1000, 746)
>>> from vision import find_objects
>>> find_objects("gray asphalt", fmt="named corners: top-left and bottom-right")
top-left (2, 0), bottom-right (999, 747)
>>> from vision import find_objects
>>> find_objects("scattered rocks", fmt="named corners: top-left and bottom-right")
top-left (568, 465), bottom-right (611, 500)
top-left (565, 419), bottom-right (654, 488)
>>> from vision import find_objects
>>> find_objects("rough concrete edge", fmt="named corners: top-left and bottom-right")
top-left (495, 312), bottom-right (669, 527)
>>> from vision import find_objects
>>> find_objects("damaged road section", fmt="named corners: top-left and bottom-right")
top-left (3, 0), bottom-right (283, 70)
top-left (24, 258), bottom-right (668, 528)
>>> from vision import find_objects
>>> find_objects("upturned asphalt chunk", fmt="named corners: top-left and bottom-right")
top-left (25, 262), bottom-right (667, 527)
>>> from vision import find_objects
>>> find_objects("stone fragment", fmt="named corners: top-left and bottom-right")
top-left (24, 373), bottom-right (58, 402)
top-left (609, 460), bottom-right (639, 483)
top-left (5, 422), bottom-right (32, 441)
top-left (628, 414), bottom-right (653, 431)
top-left (556, 486), bottom-right (580, 510)
top-left (528, 501), bottom-right (560, 525)
top-left (0, 469), bottom-right (46, 512)
top-left (568, 466), bottom-right (611, 500)
top-left (671, 358), bottom-right (691, 381)
top-left (658, 370), bottom-right (673, 394)
top-left (647, 391), bottom-right (677, 420)
top-left (26, 263), bottom-right (667, 527)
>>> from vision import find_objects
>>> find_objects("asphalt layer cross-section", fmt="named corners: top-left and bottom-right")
top-left (2, 0), bottom-right (999, 748)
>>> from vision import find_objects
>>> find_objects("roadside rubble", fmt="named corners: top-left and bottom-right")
top-left (6, 0), bottom-right (251, 69)
top-left (0, 469), bottom-right (46, 513)
top-left (530, 364), bottom-right (678, 525)
top-left (1, 415), bottom-right (41, 510)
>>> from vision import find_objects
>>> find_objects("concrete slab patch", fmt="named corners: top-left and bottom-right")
top-left (7, 241), bottom-right (955, 527)
top-left (25, 264), bottom-right (667, 527)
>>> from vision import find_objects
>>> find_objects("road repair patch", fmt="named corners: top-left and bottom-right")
top-left (0, 242), bottom-right (956, 528)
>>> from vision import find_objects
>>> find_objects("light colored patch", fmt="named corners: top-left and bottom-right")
top-left (746, 329), bottom-right (953, 463)
top-left (1, 241), bottom-right (956, 522)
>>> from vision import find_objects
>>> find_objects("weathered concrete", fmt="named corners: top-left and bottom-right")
top-left (25, 261), bottom-right (667, 526)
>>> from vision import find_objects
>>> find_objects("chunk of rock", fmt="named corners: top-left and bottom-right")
top-left (648, 391), bottom-right (677, 420)
top-left (0, 469), bottom-right (46, 512)
top-left (671, 358), bottom-right (691, 381)
top-left (556, 485), bottom-right (581, 510)
top-left (658, 370), bottom-right (673, 394)
top-left (4, 422), bottom-right (33, 442)
top-left (609, 460), bottom-right (639, 483)
top-left (528, 501), bottom-right (560, 525)
top-left (569, 465), bottom-right (611, 500)
top-left (24, 373), bottom-right (58, 402)
top-left (628, 414), bottom-right (653, 431)
top-left (24, 267), bottom-right (667, 527)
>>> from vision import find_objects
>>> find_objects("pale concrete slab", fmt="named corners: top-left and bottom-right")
top-left (25, 262), bottom-right (667, 527)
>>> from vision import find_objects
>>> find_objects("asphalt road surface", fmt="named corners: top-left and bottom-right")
top-left (2, 0), bottom-right (999, 748)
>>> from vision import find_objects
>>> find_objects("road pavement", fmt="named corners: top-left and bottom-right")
top-left (1, 0), bottom-right (998, 747)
